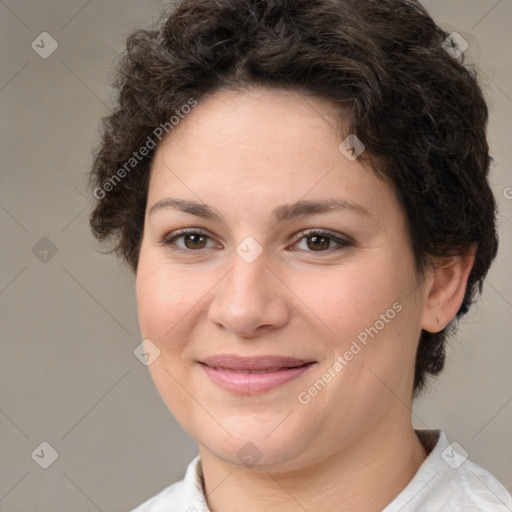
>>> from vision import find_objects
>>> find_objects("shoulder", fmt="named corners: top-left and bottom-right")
top-left (129, 455), bottom-right (210, 512)
top-left (130, 479), bottom-right (184, 512)
top-left (384, 430), bottom-right (512, 512)
top-left (422, 455), bottom-right (512, 510)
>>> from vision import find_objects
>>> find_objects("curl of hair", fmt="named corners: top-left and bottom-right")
top-left (89, 0), bottom-right (498, 394)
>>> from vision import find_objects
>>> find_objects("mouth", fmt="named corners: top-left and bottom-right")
top-left (198, 354), bottom-right (317, 395)
top-left (202, 364), bottom-right (312, 374)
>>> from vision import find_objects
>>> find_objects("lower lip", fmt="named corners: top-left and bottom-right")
top-left (200, 363), bottom-right (315, 395)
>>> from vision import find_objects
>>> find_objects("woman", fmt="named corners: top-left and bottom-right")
top-left (89, 0), bottom-right (511, 510)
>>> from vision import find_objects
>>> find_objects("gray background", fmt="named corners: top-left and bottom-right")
top-left (0, 0), bottom-right (511, 510)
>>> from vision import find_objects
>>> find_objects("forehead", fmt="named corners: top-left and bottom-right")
top-left (146, 87), bottom-right (396, 222)
top-left (154, 87), bottom-right (344, 163)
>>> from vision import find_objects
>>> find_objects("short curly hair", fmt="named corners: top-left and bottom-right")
top-left (89, 0), bottom-right (498, 394)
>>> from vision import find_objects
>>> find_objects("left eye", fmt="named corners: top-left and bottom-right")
top-left (291, 230), bottom-right (352, 252)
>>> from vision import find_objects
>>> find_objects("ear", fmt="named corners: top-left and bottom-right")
top-left (420, 246), bottom-right (476, 333)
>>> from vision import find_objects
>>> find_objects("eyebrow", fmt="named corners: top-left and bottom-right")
top-left (149, 197), bottom-right (371, 221)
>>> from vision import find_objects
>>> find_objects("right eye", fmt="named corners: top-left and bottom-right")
top-left (161, 228), bottom-right (220, 251)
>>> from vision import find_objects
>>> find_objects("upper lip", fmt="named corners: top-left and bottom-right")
top-left (199, 354), bottom-right (316, 371)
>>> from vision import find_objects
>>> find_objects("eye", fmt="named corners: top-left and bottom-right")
top-left (290, 229), bottom-right (353, 253)
top-left (161, 228), bottom-right (218, 251)
top-left (160, 228), bottom-right (353, 254)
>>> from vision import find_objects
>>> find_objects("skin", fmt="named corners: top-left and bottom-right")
top-left (136, 87), bottom-right (474, 512)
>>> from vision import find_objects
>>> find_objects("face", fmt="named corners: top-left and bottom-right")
top-left (136, 87), bottom-right (428, 471)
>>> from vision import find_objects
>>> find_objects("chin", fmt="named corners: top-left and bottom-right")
top-left (196, 422), bottom-right (312, 471)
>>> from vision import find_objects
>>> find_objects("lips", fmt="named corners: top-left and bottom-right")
top-left (200, 354), bottom-right (315, 372)
top-left (199, 354), bottom-right (316, 395)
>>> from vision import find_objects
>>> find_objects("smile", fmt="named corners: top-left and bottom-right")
top-left (198, 355), bottom-right (317, 395)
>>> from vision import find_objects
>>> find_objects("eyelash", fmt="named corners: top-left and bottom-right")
top-left (160, 228), bottom-right (353, 254)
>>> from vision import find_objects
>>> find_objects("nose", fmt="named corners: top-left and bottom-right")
top-left (207, 252), bottom-right (291, 338)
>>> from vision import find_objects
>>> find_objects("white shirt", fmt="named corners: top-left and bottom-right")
top-left (131, 430), bottom-right (512, 511)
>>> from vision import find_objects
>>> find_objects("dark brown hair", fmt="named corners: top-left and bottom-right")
top-left (89, 0), bottom-right (498, 394)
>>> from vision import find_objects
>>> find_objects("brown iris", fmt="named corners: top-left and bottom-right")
top-left (306, 234), bottom-right (330, 251)
top-left (183, 233), bottom-right (208, 249)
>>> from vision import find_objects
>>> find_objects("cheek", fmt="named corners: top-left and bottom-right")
top-left (293, 252), bottom-right (422, 389)
top-left (294, 265), bottom-right (420, 431)
top-left (291, 262), bottom-right (403, 342)
top-left (136, 243), bottom-right (205, 319)
top-left (135, 254), bottom-right (205, 423)
top-left (136, 255), bottom-right (196, 352)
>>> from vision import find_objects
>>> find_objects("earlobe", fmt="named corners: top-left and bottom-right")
top-left (420, 247), bottom-right (476, 333)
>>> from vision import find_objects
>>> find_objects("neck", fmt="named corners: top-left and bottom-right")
top-left (199, 420), bottom-right (427, 512)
